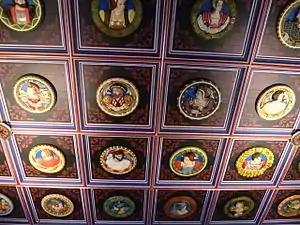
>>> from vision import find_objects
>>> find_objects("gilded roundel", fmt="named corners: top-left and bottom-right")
top-left (96, 77), bottom-right (139, 117)
top-left (291, 131), bottom-right (300, 147)
top-left (191, 0), bottom-right (237, 39)
top-left (0, 123), bottom-right (12, 139)
top-left (91, 0), bottom-right (143, 38)
top-left (277, 0), bottom-right (300, 48)
top-left (28, 144), bottom-right (65, 174)
top-left (100, 146), bottom-right (137, 175)
top-left (224, 196), bottom-right (255, 218)
top-left (235, 147), bottom-right (274, 178)
top-left (163, 196), bottom-right (197, 219)
top-left (177, 80), bottom-right (221, 120)
top-left (0, 0), bottom-right (43, 32)
top-left (41, 194), bottom-right (74, 217)
top-left (13, 74), bottom-right (57, 114)
top-left (256, 84), bottom-right (296, 121)
top-left (278, 195), bottom-right (300, 217)
top-left (103, 196), bottom-right (135, 218)
top-left (0, 193), bottom-right (14, 216)
top-left (169, 146), bottom-right (208, 177)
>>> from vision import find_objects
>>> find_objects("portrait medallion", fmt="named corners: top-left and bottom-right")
top-left (224, 196), bottom-right (255, 218)
top-left (13, 74), bottom-right (56, 114)
top-left (28, 144), bottom-right (65, 174)
top-left (278, 195), bottom-right (300, 217)
top-left (96, 77), bottom-right (139, 117)
top-left (169, 146), bottom-right (207, 177)
top-left (0, 123), bottom-right (12, 139)
top-left (91, 0), bottom-right (142, 38)
top-left (235, 147), bottom-right (274, 178)
top-left (0, 0), bottom-right (42, 32)
top-left (41, 194), bottom-right (74, 218)
top-left (278, 0), bottom-right (300, 48)
top-left (191, 0), bottom-right (236, 39)
top-left (103, 196), bottom-right (135, 218)
top-left (256, 84), bottom-right (296, 121)
top-left (178, 80), bottom-right (221, 120)
top-left (164, 196), bottom-right (197, 219)
top-left (0, 193), bottom-right (13, 216)
top-left (291, 131), bottom-right (300, 147)
top-left (100, 146), bottom-right (137, 175)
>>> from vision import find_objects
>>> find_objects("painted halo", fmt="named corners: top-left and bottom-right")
top-left (169, 146), bottom-right (208, 177)
top-left (28, 144), bottom-right (65, 174)
top-left (41, 194), bottom-right (74, 217)
top-left (224, 196), bottom-right (255, 218)
top-left (103, 196), bottom-right (135, 218)
top-left (0, 193), bottom-right (13, 216)
top-left (96, 77), bottom-right (139, 117)
top-left (91, 0), bottom-right (142, 38)
top-left (278, 195), bottom-right (300, 217)
top-left (191, 0), bottom-right (237, 39)
top-left (13, 74), bottom-right (56, 114)
top-left (256, 84), bottom-right (296, 121)
top-left (277, 0), bottom-right (300, 48)
top-left (164, 196), bottom-right (197, 219)
top-left (0, 123), bottom-right (12, 139)
top-left (235, 147), bottom-right (274, 178)
top-left (291, 131), bottom-right (300, 147)
top-left (100, 146), bottom-right (137, 175)
top-left (178, 79), bottom-right (221, 120)
top-left (0, 0), bottom-right (43, 32)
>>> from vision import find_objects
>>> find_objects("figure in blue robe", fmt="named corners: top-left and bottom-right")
top-left (98, 0), bottom-right (135, 30)
top-left (2, 0), bottom-right (35, 25)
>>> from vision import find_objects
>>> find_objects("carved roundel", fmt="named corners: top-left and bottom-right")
top-left (13, 74), bottom-right (56, 114)
top-left (178, 79), bottom-right (221, 120)
top-left (278, 195), bottom-right (300, 217)
top-left (41, 194), bottom-right (74, 217)
top-left (96, 78), bottom-right (139, 117)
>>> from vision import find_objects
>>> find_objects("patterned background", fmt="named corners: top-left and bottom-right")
top-left (0, 0), bottom-right (299, 224)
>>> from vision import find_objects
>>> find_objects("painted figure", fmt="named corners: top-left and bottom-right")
top-left (102, 85), bottom-right (133, 112)
top-left (98, 0), bottom-right (135, 29)
top-left (174, 152), bottom-right (202, 173)
top-left (286, 199), bottom-right (300, 211)
top-left (242, 152), bottom-right (266, 171)
top-left (0, 199), bottom-right (9, 213)
top-left (229, 201), bottom-right (250, 217)
top-left (282, 7), bottom-right (300, 43)
top-left (2, 0), bottom-right (35, 25)
top-left (105, 149), bottom-right (131, 171)
top-left (21, 82), bottom-right (50, 111)
top-left (188, 88), bottom-right (213, 116)
top-left (35, 148), bottom-right (60, 168)
top-left (260, 90), bottom-right (288, 116)
top-left (112, 201), bottom-right (129, 215)
top-left (197, 0), bottom-right (230, 34)
top-left (171, 202), bottom-right (189, 216)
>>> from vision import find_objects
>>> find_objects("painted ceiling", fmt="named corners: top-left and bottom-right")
top-left (0, 0), bottom-right (300, 224)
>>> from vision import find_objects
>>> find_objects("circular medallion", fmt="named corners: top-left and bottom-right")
top-left (191, 0), bottom-right (237, 39)
top-left (0, 0), bottom-right (42, 32)
top-left (103, 196), bottom-right (135, 218)
top-left (0, 123), bottom-right (12, 139)
top-left (164, 196), bottom-right (197, 219)
top-left (29, 144), bottom-right (65, 174)
top-left (91, 0), bottom-right (142, 38)
top-left (278, 195), bottom-right (300, 217)
top-left (0, 193), bottom-right (13, 216)
top-left (224, 196), bottom-right (255, 218)
top-left (291, 131), bottom-right (300, 147)
top-left (13, 74), bottom-right (56, 114)
top-left (96, 78), bottom-right (139, 117)
top-left (178, 80), bottom-right (221, 120)
top-left (100, 146), bottom-right (137, 175)
top-left (277, 0), bottom-right (300, 48)
top-left (41, 194), bottom-right (74, 217)
top-left (169, 146), bottom-right (207, 177)
top-left (235, 147), bottom-right (274, 178)
top-left (256, 84), bottom-right (296, 121)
